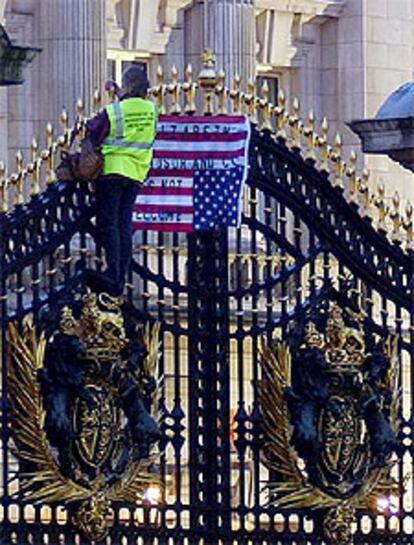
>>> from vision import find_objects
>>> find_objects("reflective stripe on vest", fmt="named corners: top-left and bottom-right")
top-left (114, 101), bottom-right (123, 139)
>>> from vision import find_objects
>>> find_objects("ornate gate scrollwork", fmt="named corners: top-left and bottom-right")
top-left (7, 291), bottom-right (162, 542)
top-left (259, 298), bottom-right (401, 545)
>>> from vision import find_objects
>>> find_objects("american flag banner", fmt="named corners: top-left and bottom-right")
top-left (133, 115), bottom-right (251, 232)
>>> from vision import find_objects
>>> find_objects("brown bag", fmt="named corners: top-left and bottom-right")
top-left (56, 136), bottom-right (103, 182)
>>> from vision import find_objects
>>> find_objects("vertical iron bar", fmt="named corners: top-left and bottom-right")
top-left (187, 228), bottom-right (230, 543)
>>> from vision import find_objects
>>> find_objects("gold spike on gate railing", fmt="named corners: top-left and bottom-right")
top-left (275, 90), bottom-right (287, 142)
top-left (216, 70), bottom-right (228, 116)
top-left (93, 88), bottom-right (102, 113)
top-left (375, 182), bottom-right (387, 232)
top-left (390, 191), bottom-right (403, 244)
top-left (229, 74), bottom-right (242, 115)
top-left (347, 150), bottom-right (358, 205)
top-left (183, 64), bottom-right (197, 114)
top-left (404, 202), bottom-right (414, 251)
top-left (43, 123), bottom-right (57, 185)
top-left (245, 80), bottom-right (258, 124)
top-left (259, 80), bottom-right (273, 132)
top-left (0, 162), bottom-right (7, 214)
top-left (331, 134), bottom-right (344, 190)
top-left (304, 110), bottom-right (316, 163)
top-left (358, 169), bottom-right (372, 220)
top-left (317, 118), bottom-right (330, 174)
top-left (27, 138), bottom-right (40, 196)
top-left (289, 97), bottom-right (301, 151)
top-left (154, 66), bottom-right (167, 115)
top-left (168, 66), bottom-right (181, 115)
top-left (76, 99), bottom-right (86, 139)
top-left (59, 109), bottom-right (70, 151)
top-left (10, 150), bottom-right (24, 207)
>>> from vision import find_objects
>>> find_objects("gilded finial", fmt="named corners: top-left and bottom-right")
top-left (390, 191), bottom-right (403, 244)
top-left (261, 79), bottom-right (269, 99)
top-left (31, 138), bottom-right (38, 162)
top-left (304, 110), bottom-right (316, 163)
top-left (59, 109), bottom-right (70, 150)
top-left (28, 138), bottom-right (40, 196)
top-left (359, 169), bottom-right (372, 220)
top-left (44, 123), bottom-right (57, 185)
top-left (46, 123), bottom-right (54, 147)
top-left (156, 65), bottom-right (164, 85)
top-left (404, 202), bottom-right (414, 252)
top-left (347, 150), bottom-right (358, 206)
top-left (75, 99), bottom-right (85, 138)
top-left (76, 98), bottom-right (84, 118)
top-left (215, 69), bottom-right (228, 115)
top-left (229, 74), bottom-right (242, 115)
top-left (318, 118), bottom-right (329, 174)
top-left (60, 109), bottom-right (69, 132)
top-left (93, 88), bottom-right (102, 112)
top-left (331, 133), bottom-right (344, 190)
top-left (289, 97), bottom-right (301, 151)
top-left (375, 181), bottom-right (387, 232)
top-left (154, 65), bottom-right (167, 115)
top-left (185, 64), bottom-right (193, 81)
top-left (168, 65), bottom-right (181, 115)
top-left (183, 64), bottom-right (197, 114)
top-left (198, 50), bottom-right (217, 115)
top-left (0, 162), bottom-right (7, 214)
top-left (201, 49), bottom-right (216, 68)
top-left (275, 89), bottom-right (287, 142)
top-left (12, 150), bottom-right (25, 207)
top-left (259, 80), bottom-right (273, 132)
top-left (16, 149), bottom-right (23, 173)
top-left (245, 80), bottom-right (258, 124)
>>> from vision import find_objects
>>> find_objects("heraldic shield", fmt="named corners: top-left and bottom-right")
top-left (259, 296), bottom-right (401, 545)
top-left (7, 290), bottom-right (162, 542)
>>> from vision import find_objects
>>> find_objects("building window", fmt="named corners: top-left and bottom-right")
top-left (107, 59), bottom-right (116, 81)
top-left (107, 49), bottom-right (149, 86)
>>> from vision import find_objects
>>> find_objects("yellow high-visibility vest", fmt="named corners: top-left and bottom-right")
top-left (102, 97), bottom-right (157, 182)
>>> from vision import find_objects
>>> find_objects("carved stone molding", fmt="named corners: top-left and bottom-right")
top-left (106, 0), bottom-right (125, 49)
top-left (256, 0), bottom-right (345, 18)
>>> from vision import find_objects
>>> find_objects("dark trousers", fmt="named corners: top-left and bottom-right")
top-left (95, 176), bottom-right (140, 287)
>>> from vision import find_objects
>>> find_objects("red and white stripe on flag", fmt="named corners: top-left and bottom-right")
top-left (132, 115), bottom-right (250, 233)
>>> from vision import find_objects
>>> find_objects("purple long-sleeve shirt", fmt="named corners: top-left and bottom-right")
top-left (86, 110), bottom-right (110, 147)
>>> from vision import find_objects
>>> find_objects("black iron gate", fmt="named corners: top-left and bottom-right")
top-left (0, 118), bottom-right (413, 545)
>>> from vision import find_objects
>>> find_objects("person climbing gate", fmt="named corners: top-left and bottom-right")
top-left (87, 65), bottom-right (157, 295)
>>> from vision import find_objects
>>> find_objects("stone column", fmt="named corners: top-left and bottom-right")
top-left (33, 0), bottom-right (106, 133)
top-left (203, 0), bottom-right (255, 84)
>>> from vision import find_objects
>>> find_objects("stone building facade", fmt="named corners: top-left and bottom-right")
top-left (1, 0), bottom-right (413, 197)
